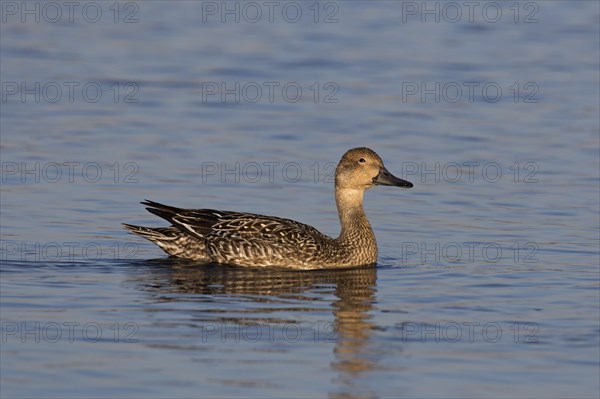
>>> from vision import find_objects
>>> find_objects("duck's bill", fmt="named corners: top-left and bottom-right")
top-left (374, 167), bottom-right (413, 188)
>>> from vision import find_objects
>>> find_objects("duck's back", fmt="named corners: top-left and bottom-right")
top-left (141, 201), bottom-right (339, 268)
top-left (198, 210), bottom-right (334, 267)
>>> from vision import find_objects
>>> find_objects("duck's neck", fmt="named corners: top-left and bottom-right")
top-left (335, 188), bottom-right (377, 248)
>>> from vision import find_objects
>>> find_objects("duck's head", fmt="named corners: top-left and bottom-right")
top-left (335, 147), bottom-right (413, 191)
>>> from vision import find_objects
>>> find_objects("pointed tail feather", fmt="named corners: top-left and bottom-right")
top-left (122, 223), bottom-right (178, 240)
top-left (123, 223), bottom-right (209, 260)
top-left (140, 200), bottom-right (184, 226)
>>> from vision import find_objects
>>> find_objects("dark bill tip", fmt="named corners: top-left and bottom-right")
top-left (373, 167), bottom-right (413, 188)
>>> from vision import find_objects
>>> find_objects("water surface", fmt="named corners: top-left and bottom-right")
top-left (1, 1), bottom-right (599, 398)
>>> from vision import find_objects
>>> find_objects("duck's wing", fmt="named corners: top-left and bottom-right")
top-left (141, 199), bottom-right (331, 247)
top-left (142, 200), bottom-right (230, 239)
top-left (141, 200), bottom-right (333, 266)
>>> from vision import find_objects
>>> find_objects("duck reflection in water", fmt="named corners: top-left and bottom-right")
top-left (134, 259), bottom-right (381, 397)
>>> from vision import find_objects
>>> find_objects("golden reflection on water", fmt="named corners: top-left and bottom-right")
top-left (134, 259), bottom-right (379, 397)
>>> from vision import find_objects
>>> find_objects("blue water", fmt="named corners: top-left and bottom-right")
top-left (1, 1), bottom-right (599, 398)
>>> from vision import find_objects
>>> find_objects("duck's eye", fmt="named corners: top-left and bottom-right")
top-left (359, 158), bottom-right (366, 164)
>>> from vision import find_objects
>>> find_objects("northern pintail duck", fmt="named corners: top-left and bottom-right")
top-left (124, 147), bottom-right (413, 269)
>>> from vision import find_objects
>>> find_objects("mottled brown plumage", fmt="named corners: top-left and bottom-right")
top-left (123, 147), bottom-right (413, 269)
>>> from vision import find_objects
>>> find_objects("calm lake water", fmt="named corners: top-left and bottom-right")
top-left (1, 1), bottom-right (599, 398)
